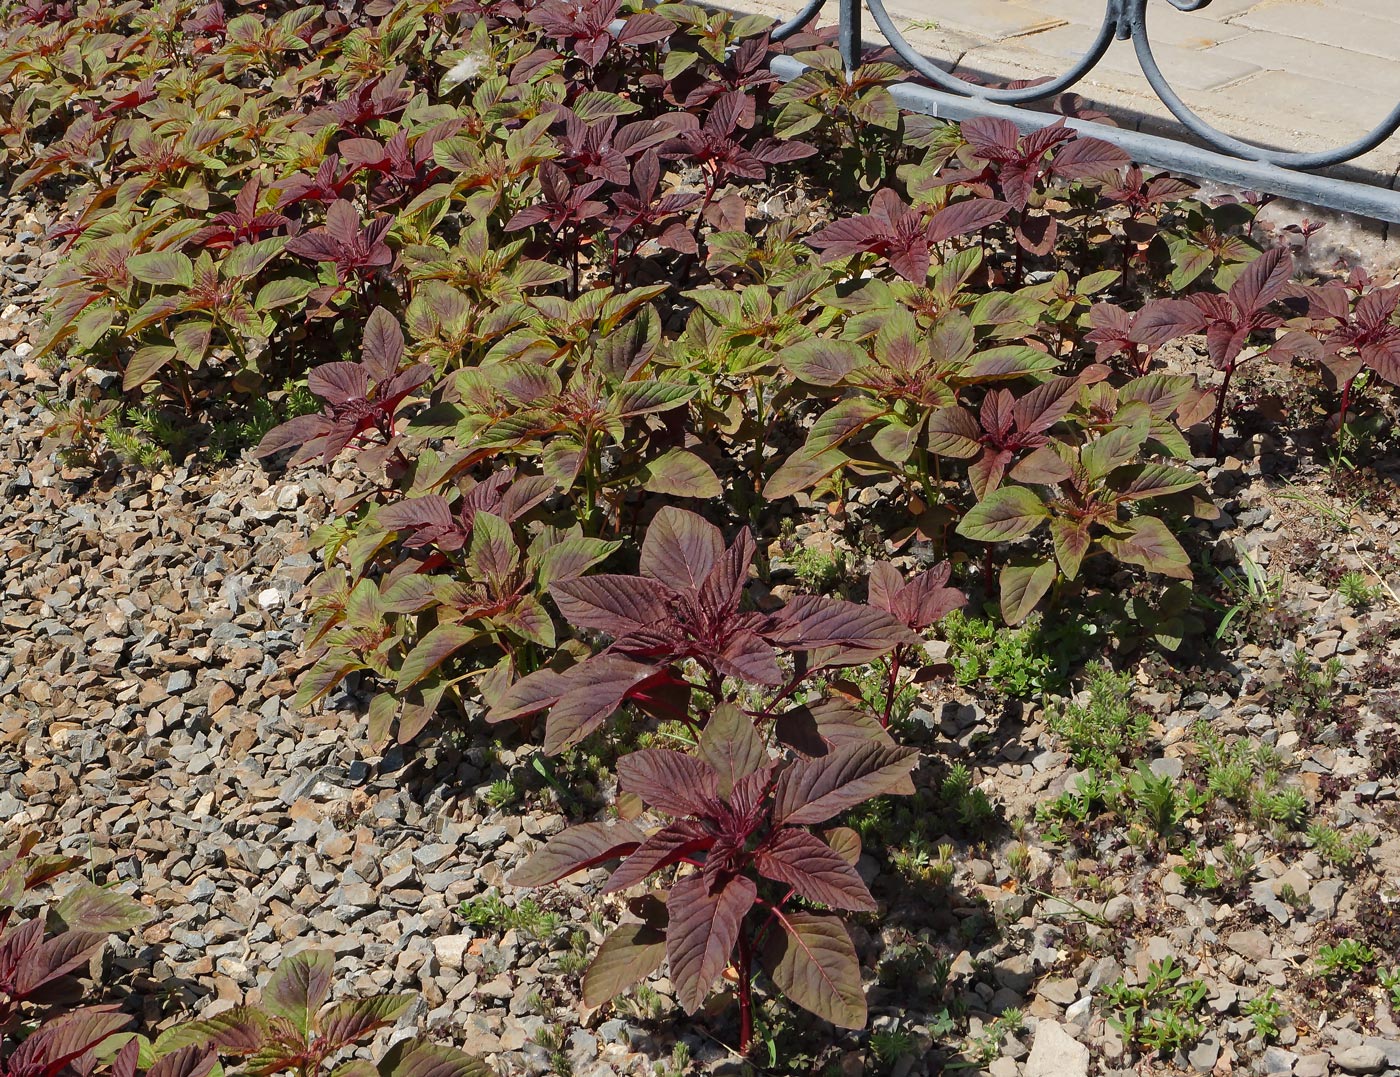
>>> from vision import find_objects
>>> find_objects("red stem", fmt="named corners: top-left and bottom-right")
top-left (737, 930), bottom-right (754, 1055)
top-left (1210, 363), bottom-right (1235, 459)
top-left (881, 646), bottom-right (903, 728)
top-left (1338, 374), bottom-right (1357, 439)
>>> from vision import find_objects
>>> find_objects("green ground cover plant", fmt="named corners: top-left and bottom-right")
top-left (5, 0), bottom-right (1400, 1058)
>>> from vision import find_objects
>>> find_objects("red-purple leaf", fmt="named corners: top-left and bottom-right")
top-left (1049, 136), bottom-right (1131, 179)
top-left (772, 741), bottom-right (917, 825)
top-left (759, 910), bottom-right (865, 1029)
top-left (510, 821), bottom-right (646, 887)
top-left (638, 506), bottom-right (725, 591)
top-left (766, 595), bottom-right (911, 657)
top-left (603, 820), bottom-right (713, 893)
top-left (926, 198), bottom-right (1010, 242)
top-left (755, 829), bottom-right (875, 911)
top-left (361, 306), bottom-right (405, 383)
top-left (697, 703), bottom-right (767, 797)
top-left (1130, 299), bottom-right (1207, 346)
top-left (263, 950), bottom-right (333, 1037)
top-left (543, 659), bottom-right (671, 753)
top-left (549, 574), bottom-right (672, 635)
top-left (616, 749), bottom-right (720, 818)
top-left (666, 874), bottom-right (756, 1013)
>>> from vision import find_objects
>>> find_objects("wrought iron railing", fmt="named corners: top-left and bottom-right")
top-left (766, 0), bottom-right (1400, 222)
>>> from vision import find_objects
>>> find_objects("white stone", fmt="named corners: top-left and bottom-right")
top-left (432, 934), bottom-right (474, 972)
top-left (1024, 1020), bottom-right (1089, 1077)
top-left (257, 587), bottom-right (283, 610)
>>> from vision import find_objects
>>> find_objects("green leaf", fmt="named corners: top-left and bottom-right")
top-left (1049, 518), bottom-right (1091, 579)
top-left (955, 486), bottom-right (1049, 543)
top-left (263, 950), bottom-right (334, 1038)
top-left (1099, 515), bottom-right (1192, 579)
top-left (396, 624), bottom-right (480, 691)
top-left (760, 911), bottom-right (865, 1029)
top-left (221, 237), bottom-right (284, 280)
top-left (869, 420), bottom-right (919, 464)
top-left (1081, 424), bottom-right (1148, 481)
top-left (609, 380), bottom-right (696, 418)
top-left (1111, 463), bottom-right (1200, 501)
top-left (1076, 270), bottom-right (1121, 295)
top-left (581, 923), bottom-right (668, 1007)
top-left (54, 882), bottom-right (149, 933)
top-left (126, 295), bottom-right (188, 334)
top-left (999, 558), bottom-right (1057, 624)
top-left (379, 1041), bottom-right (492, 1077)
top-left (638, 449), bottom-right (721, 498)
top-left (172, 319), bottom-right (213, 367)
top-left (123, 345), bottom-right (177, 391)
top-left (255, 277), bottom-right (315, 310)
top-left (780, 338), bottom-right (864, 386)
top-left (366, 693), bottom-right (397, 748)
top-left (72, 304), bottom-right (117, 352)
top-left (318, 995), bottom-right (414, 1053)
top-left (764, 447), bottom-right (848, 500)
top-left (128, 251), bottom-right (194, 288)
top-left (1166, 236), bottom-right (1214, 291)
top-left (805, 397), bottom-right (887, 453)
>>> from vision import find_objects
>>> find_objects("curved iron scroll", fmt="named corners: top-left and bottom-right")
top-left (768, 0), bottom-right (1400, 222)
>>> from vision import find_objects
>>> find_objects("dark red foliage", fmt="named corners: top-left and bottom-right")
top-left (376, 470), bottom-right (552, 554)
top-left (274, 155), bottom-right (359, 211)
top-left (305, 70), bottom-right (413, 132)
top-left (180, 1), bottom-right (226, 38)
top-left (866, 561), bottom-right (965, 633)
top-left (607, 151), bottom-right (701, 256)
top-left (955, 117), bottom-right (1131, 212)
top-left (489, 508), bottom-right (911, 751)
top-left (526, 0), bottom-right (673, 68)
top-left (505, 161), bottom-right (607, 234)
top-left (552, 108), bottom-right (676, 186)
top-left (186, 177), bottom-right (292, 250)
top-left (285, 199), bottom-right (393, 285)
top-left (254, 307), bottom-right (430, 465)
top-left (339, 121), bottom-right (462, 209)
top-left (807, 187), bottom-right (1010, 283)
top-left (662, 91), bottom-right (816, 192)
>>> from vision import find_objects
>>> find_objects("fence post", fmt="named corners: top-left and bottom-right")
top-left (838, 0), bottom-right (860, 79)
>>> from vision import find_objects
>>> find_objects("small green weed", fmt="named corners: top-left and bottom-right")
top-left (1127, 765), bottom-right (1207, 848)
top-left (1308, 824), bottom-right (1375, 869)
top-left (1102, 958), bottom-right (1207, 1056)
top-left (868, 1024), bottom-right (917, 1070)
top-left (1316, 938), bottom-right (1375, 979)
top-left (1378, 967), bottom-right (1400, 1012)
top-left (966, 1008), bottom-right (1024, 1065)
top-left (783, 543), bottom-right (847, 593)
top-left (1046, 664), bottom-right (1151, 770)
top-left (1337, 570), bottom-right (1382, 609)
top-left (481, 778), bottom-right (520, 810)
top-left (556, 930), bottom-right (591, 977)
top-left (459, 893), bottom-right (561, 941)
top-left (939, 609), bottom-right (1089, 699)
top-left (1241, 988), bottom-right (1285, 1042)
top-left (530, 1023), bottom-right (572, 1076)
top-left (652, 1042), bottom-right (690, 1077)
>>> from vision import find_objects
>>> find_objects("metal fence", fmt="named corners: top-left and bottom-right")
top-left (767, 0), bottom-right (1400, 223)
